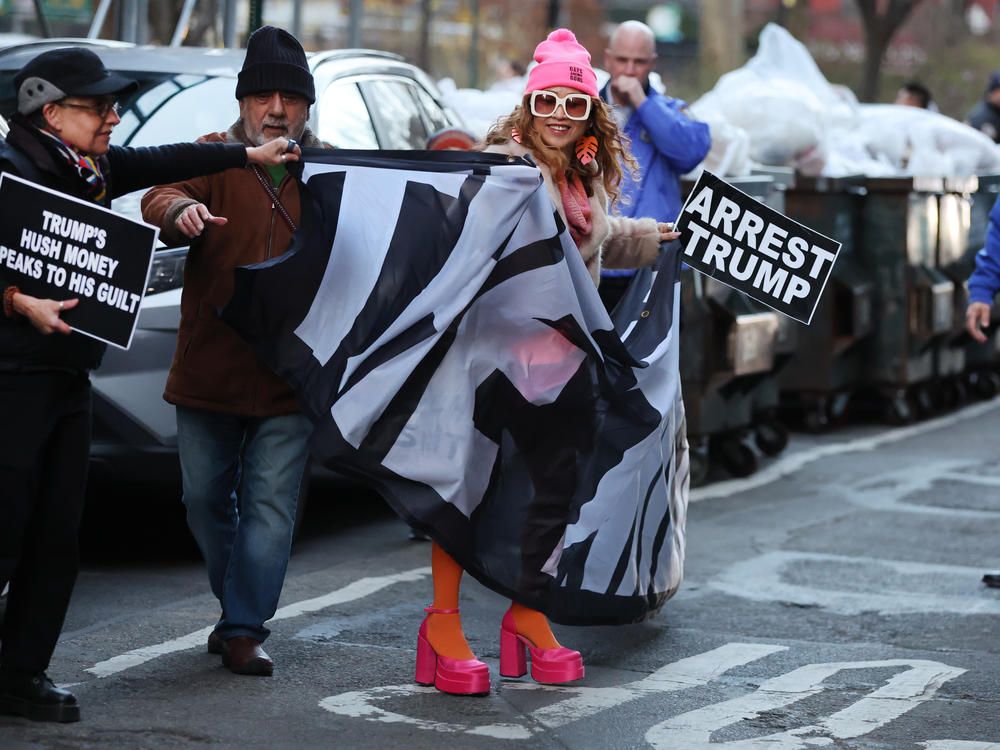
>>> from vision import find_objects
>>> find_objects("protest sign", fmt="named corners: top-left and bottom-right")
top-left (674, 171), bottom-right (841, 325)
top-left (0, 173), bottom-right (158, 348)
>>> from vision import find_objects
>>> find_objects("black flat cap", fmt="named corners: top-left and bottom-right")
top-left (14, 47), bottom-right (137, 115)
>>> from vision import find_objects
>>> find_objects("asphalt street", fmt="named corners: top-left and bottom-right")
top-left (1, 398), bottom-right (999, 749)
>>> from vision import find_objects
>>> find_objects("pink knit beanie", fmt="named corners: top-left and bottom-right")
top-left (525, 28), bottom-right (598, 98)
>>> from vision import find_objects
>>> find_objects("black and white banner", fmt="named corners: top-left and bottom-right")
top-left (0, 172), bottom-right (158, 348)
top-left (676, 170), bottom-right (840, 325)
top-left (222, 149), bottom-right (688, 625)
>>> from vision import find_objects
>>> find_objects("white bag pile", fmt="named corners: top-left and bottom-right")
top-left (689, 22), bottom-right (1000, 177)
top-left (436, 77), bottom-right (524, 140)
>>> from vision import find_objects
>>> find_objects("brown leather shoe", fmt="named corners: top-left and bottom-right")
top-left (221, 636), bottom-right (274, 676)
top-left (207, 631), bottom-right (223, 655)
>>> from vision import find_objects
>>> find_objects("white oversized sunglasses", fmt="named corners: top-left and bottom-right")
top-left (529, 90), bottom-right (592, 121)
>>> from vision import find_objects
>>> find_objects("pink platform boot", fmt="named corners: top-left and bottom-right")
top-left (498, 608), bottom-right (584, 684)
top-left (414, 607), bottom-right (491, 696)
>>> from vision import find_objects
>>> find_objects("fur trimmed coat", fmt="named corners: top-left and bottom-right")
top-left (484, 140), bottom-right (662, 286)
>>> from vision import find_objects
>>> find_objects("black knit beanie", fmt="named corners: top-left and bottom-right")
top-left (236, 26), bottom-right (315, 103)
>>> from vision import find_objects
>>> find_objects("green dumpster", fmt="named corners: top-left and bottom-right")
top-left (778, 175), bottom-right (873, 430)
top-left (858, 176), bottom-right (954, 422)
top-left (679, 174), bottom-right (789, 483)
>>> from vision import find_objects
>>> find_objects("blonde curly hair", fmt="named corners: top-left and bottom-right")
top-left (480, 93), bottom-right (638, 208)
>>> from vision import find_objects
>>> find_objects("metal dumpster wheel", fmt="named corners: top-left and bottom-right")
top-left (969, 370), bottom-right (1000, 400)
top-left (754, 420), bottom-right (788, 456)
top-left (689, 444), bottom-right (710, 487)
top-left (828, 391), bottom-right (851, 424)
top-left (884, 391), bottom-right (915, 426)
top-left (936, 378), bottom-right (968, 411)
top-left (803, 403), bottom-right (830, 433)
top-left (913, 385), bottom-right (935, 419)
top-left (954, 379), bottom-right (969, 406)
top-left (710, 435), bottom-right (758, 478)
top-left (989, 372), bottom-right (1000, 398)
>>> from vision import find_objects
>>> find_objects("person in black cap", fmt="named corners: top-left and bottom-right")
top-left (0, 46), bottom-right (297, 724)
top-left (142, 26), bottom-right (324, 679)
top-left (965, 70), bottom-right (1000, 142)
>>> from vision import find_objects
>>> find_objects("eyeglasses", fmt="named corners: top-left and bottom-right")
top-left (58, 99), bottom-right (121, 119)
top-left (529, 90), bottom-right (592, 121)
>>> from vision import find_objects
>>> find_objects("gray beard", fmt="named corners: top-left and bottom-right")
top-left (242, 116), bottom-right (307, 147)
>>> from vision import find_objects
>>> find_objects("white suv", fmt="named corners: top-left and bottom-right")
top-left (0, 39), bottom-right (465, 487)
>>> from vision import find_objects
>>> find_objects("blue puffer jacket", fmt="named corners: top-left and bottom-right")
top-left (604, 86), bottom-right (711, 224)
top-left (969, 195), bottom-right (1000, 305)
top-left (599, 85), bottom-right (710, 278)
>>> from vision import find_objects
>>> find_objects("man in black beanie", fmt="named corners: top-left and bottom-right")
top-left (141, 26), bottom-right (323, 677)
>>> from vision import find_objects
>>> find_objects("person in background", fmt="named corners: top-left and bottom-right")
top-left (964, 192), bottom-right (1000, 590)
top-left (489, 58), bottom-right (526, 93)
top-left (965, 70), bottom-right (1000, 142)
top-left (597, 20), bottom-right (711, 311)
top-left (0, 46), bottom-right (295, 723)
top-left (411, 28), bottom-right (679, 697)
top-left (141, 26), bottom-right (323, 678)
top-left (894, 81), bottom-right (935, 110)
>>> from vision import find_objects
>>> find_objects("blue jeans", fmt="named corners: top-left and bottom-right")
top-left (176, 406), bottom-right (311, 643)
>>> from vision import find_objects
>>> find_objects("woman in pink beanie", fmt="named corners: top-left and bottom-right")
top-left (416, 29), bottom-right (678, 698)
top-left (483, 28), bottom-right (677, 284)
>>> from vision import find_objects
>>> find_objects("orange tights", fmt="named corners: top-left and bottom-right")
top-left (427, 542), bottom-right (561, 660)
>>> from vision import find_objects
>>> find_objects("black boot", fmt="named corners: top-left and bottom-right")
top-left (0, 671), bottom-right (80, 723)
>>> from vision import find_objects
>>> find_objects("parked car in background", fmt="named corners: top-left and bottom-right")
top-left (0, 39), bottom-right (466, 491)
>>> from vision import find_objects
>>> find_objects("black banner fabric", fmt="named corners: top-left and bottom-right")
top-left (0, 173), bottom-right (158, 348)
top-left (221, 150), bottom-right (689, 625)
top-left (675, 170), bottom-right (841, 325)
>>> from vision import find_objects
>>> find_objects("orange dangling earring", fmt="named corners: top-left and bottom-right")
top-left (510, 127), bottom-right (522, 144)
top-left (575, 135), bottom-right (598, 165)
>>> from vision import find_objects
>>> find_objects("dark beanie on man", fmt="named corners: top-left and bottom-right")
top-left (236, 26), bottom-right (315, 103)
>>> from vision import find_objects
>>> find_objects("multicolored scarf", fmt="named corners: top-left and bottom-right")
top-left (555, 170), bottom-right (592, 248)
top-left (37, 128), bottom-right (107, 203)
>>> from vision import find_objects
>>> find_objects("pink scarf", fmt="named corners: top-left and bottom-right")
top-left (556, 171), bottom-right (592, 247)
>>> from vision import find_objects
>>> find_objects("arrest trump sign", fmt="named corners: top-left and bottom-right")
top-left (675, 171), bottom-right (840, 325)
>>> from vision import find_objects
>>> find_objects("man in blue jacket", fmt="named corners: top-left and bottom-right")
top-left (967, 197), bottom-right (1000, 344)
top-left (599, 20), bottom-right (711, 310)
top-left (965, 194), bottom-right (1000, 589)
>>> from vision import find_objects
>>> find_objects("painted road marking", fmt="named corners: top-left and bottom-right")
top-left (709, 551), bottom-right (1000, 616)
top-left (528, 642), bottom-right (786, 729)
top-left (846, 460), bottom-right (1000, 519)
top-left (690, 398), bottom-right (1000, 503)
top-left (319, 684), bottom-right (533, 740)
top-left (86, 567), bottom-right (430, 678)
top-left (319, 644), bottom-right (971, 747)
top-left (319, 643), bottom-right (785, 737)
top-left (646, 658), bottom-right (966, 749)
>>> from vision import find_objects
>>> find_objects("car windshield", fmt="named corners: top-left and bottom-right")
top-left (104, 73), bottom-right (238, 224)
top-left (114, 74), bottom-right (238, 147)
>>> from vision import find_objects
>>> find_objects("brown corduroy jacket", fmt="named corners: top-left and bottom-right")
top-left (141, 121), bottom-right (325, 416)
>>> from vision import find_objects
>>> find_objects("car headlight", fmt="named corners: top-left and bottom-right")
top-left (146, 247), bottom-right (187, 295)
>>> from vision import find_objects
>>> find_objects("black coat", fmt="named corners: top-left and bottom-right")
top-left (966, 99), bottom-right (1000, 143)
top-left (0, 113), bottom-right (248, 372)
